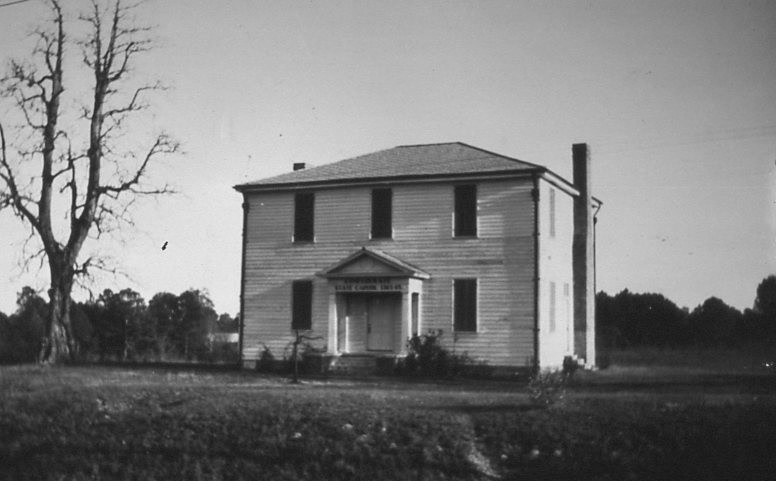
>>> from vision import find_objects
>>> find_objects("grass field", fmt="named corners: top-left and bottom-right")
top-left (1, 350), bottom-right (776, 480)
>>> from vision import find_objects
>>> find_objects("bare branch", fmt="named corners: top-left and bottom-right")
top-left (72, 253), bottom-right (134, 290)
top-left (19, 245), bottom-right (47, 275)
top-left (103, 82), bottom-right (162, 119)
top-left (98, 134), bottom-right (179, 195)
top-left (73, 255), bottom-right (115, 278)
top-left (17, 223), bottom-right (46, 275)
top-left (14, 93), bottom-right (46, 130)
top-left (0, 122), bottom-right (41, 230)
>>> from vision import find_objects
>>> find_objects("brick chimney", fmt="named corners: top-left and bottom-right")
top-left (572, 143), bottom-right (596, 367)
top-left (293, 162), bottom-right (306, 171)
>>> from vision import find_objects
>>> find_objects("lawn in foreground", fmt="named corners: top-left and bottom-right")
top-left (1, 364), bottom-right (775, 480)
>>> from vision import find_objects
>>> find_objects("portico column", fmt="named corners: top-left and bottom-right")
top-left (399, 289), bottom-right (410, 354)
top-left (402, 278), bottom-right (423, 355)
top-left (327, 285), bottom-right (337, 355)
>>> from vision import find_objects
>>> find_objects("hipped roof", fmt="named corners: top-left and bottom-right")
top-left (235, 142), bottom-right (547, 191)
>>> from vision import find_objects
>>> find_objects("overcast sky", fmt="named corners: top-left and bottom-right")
top-left (1, 0), bottom-right (774, 315)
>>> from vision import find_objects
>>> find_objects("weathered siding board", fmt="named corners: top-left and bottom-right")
top-left (316, 188), bottom-right (371, 242)
top-left (393, 183), bottom-right (452, 241)
top-left (246, 192), bottom-right (293, 243)
top-left (241, 177), bottom-right (539, 367)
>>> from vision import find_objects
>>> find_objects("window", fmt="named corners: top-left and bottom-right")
top-left (453, 279), bottom-right (477, 331)
top-left (294, 193), bottom-right (314, 242)
top-left (549, 281), bottom-right (557, 333)
top-left (291, 280), bottom-right (313, 330)
top-left (371, 188), bottom-right (392, 239)
top-left (454, 184), bottom-right (477, 237)
top-left (549, 188), bottom-right (556, 238)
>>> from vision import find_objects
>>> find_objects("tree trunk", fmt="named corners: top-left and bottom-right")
top-left (38, 263), bottom-right (76, 364)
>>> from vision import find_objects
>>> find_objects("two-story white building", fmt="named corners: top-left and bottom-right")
top-left (234, 142), bottom-right (600, 373)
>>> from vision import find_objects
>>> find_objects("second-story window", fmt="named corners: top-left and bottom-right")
top-left (371, 188), bottom-right (392, 239)
top-left (549, 187), bottom-right (556, 238)
top-left (294, 192), bottom-right (314, 242)
top-left (454, 184), bottom-right (477, 237)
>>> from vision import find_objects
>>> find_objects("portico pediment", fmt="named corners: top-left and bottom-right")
top-left (318, 247), bottom-right (430, 279)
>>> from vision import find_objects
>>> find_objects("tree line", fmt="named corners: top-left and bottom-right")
top-left (2, 274), bottom-right (773, 364)
top-left (597, 275), bottom-right (776, 348)
top-left (0, 287), bottom-right (238, 364)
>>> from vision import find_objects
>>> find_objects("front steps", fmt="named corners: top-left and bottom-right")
top-left (326, 354), bottom-right (402, 376)
top-left (328, 354), bottom-right (377, 375)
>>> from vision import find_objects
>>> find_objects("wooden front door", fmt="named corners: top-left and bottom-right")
top-left (344, 295), bottom-right (368, 353)
top-left (366, 294), bottom-right (399, 351)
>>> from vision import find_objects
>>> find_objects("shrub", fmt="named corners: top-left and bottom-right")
top-left (401, 330), bottom-right (480, 378)
top-left (256, 344), bottom-right (275, 373)
top-left (562, 355), bottom-right (580, 377)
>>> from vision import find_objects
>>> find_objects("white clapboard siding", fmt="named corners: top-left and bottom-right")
top-left (536, 179), bottom-right (576, 368)
top-left (241, 177), bottom-right (540, 367)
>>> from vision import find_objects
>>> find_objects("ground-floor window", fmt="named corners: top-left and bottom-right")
top-left (291, 280), bottom-right (313, 330)
top-left (453, 279), bottom-right (477, 332)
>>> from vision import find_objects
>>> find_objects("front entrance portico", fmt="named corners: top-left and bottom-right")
top-left (317, 248), bottom-right (430, 356)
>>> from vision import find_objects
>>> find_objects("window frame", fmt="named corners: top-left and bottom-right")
top-left (293, 192), bottom-right (315, 243)
top-left (291, 280), bottom-right (313, 330)
top-left (370, 187), bottom-right (393, 240)
top-left (453, 184), bottom-right (478, 237)
top-left (453, 278), bottom-right (478, 332)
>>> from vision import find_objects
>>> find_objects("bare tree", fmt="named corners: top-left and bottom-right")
top-left (0, 0), bottom-right (178, 363)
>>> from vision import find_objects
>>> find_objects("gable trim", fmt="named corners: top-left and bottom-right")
top-left (317, 247), bottom-right (431, 280)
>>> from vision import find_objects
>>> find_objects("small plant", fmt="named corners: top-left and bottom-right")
top-left (284, 330), bottom-right (323, 383)
top-left (256, 344), bottom-right (275, 373)
top-left (528, 370), bottom-right (570, 408)
top-left (562, 355), bottom-right (580, 378)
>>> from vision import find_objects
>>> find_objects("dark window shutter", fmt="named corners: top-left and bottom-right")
top-left (454, 279), bottom-right (477, 331)
top-left (292, 280), bottom-right (313, 330)
top-left (294, 193), bottom-right (314, 242)
top-left (371, 188), bottom-right (392, 239)
top-left (454, 185), bottom-right (477, 237)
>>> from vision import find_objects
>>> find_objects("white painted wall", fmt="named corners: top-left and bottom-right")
top-left (241, 177), bottom-right (543, 367)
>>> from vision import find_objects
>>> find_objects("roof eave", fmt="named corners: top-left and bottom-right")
top-left (235, 168), bottom-right (547, 193)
